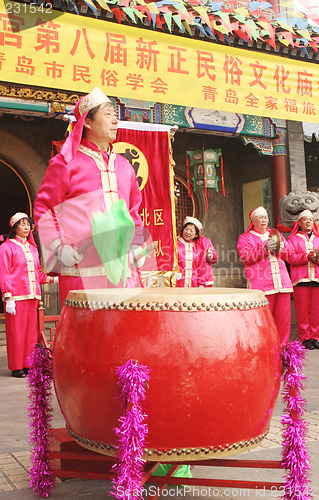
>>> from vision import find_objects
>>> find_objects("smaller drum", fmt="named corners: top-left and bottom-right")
top-left (53, 288), bottom-right (281, 462)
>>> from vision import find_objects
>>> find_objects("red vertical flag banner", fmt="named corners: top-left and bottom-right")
top-left (114, 124), bottom-right (178, 287)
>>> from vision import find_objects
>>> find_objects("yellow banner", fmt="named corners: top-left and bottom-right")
top-left (1, 0), bottom-right (319, 122)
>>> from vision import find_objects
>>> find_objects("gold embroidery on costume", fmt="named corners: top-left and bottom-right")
top-left (178, 237), bottom-right (194, 287)
top-left (12, 239), bottom-right (39, 299)
top-left (78, 145), bottom-right (119, 210)
top-left (297, 233), bottom-right (315, 282)
top-left (250, 230), bottom-right (269, 242)
top-left (250, 230), bottom-right (284, 292)
top-left (61, 265), bottom-right (132, 279)
top-left (268, 254), bottom-right (283, 291)
top-left (11, 294), bottom-right (41, 301)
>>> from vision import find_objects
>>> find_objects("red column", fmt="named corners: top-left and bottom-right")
top-left (271, 155), bottom-right (288, 228)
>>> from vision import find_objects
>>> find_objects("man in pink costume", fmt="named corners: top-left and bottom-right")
top-left (176, 217), bottom-right (206, 287)
top-left (199, 236), bottom-right (218, 286)
top-left (287, 210), bottom-right (319, 350)
top-left (237, 206), bottom-right (292, 346)
top-left (0, 213), bottom-right (56, 377)
top-left (34, 88), bottom-right (144, 305)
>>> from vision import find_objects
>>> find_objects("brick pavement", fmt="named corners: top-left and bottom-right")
top-left (1, 405), bottom-right (319, 498)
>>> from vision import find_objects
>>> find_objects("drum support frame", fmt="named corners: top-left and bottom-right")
top-left (50, 428), bottom-right (284, 497)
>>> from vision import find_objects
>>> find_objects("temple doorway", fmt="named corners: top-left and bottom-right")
top-left (0, 160), bottom-right (31, 238)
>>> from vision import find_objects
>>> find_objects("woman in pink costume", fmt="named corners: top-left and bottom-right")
top-left (176, 217), bottom-right (206, 287)
top-left (237, 206), bottom-right (292, 346)
top-left (287, 210), bottom-right (319, 350)
top-left (0, 213), bottom-right (56, 378)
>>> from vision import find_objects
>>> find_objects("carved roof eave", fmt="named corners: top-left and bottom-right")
top-left (0, 82), bottom-right (82, 105)
top-left (0, 81), bottom-right (283, 146)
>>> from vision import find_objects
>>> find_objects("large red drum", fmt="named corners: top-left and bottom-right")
top-left (52, 288), bottom-right (281, 462)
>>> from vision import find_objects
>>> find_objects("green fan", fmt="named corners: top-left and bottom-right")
top-left (91, 200), bottom-right (135, 286)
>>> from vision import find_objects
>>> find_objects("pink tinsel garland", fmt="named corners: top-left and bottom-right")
top-left (281, 341), bottom-right (312, 500)
top-left (111, 359), bottom-right (151, 500)
top-left (27, 345), bottom-right (56, 497)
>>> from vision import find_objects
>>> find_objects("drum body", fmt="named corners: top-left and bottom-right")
top-left (53, 288), bottom-right (281, 462)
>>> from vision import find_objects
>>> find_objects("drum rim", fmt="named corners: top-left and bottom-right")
top-left (64, 288), bottom-right (268, 312)
top-left (66, 425), bottom-right (270, 462)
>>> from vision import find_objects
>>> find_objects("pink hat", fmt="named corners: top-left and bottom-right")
top-left (60, 87), bottom-right (111, 164)
top-left (9, 212), bottom-right (29, 227)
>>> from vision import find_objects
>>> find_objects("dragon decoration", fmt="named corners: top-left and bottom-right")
top-left (56, 0), bottom-right (319, 52)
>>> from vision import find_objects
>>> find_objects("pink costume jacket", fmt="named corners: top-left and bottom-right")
top-left (198, 236), bottom-right (218, 285)
top-left (237, 229), bottom-right (292, 294)
top-left (34, 139), bottom-right (143, 279)
top-left (0, 236), bottom-right (51, 301)
top-left (287, 231), bottom-right (319, 286)
top-left (176, 237), bottom-right (206, 287)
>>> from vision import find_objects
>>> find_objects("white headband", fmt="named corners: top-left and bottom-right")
top-left (298, 210), bottom-right (313, 220)
top-left (250, 207), bottom-right (268, 220)
top-left (78, 87), bottom-right (111, 117)
top-left (183, 217), bottom-right (203, 231)
top-left (9, 212), bottom-right (29, 227)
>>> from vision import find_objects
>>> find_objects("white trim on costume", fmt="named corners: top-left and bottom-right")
top-left (78, 145), bottom-right (119, 211)
top-left (296, 233), bottom-right (316, 282)
top-left (178, 236), bottom-right (194, 288)
top-left (11, 238), bottom-right (38, 299)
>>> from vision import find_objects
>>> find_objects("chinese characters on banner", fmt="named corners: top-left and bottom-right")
top-left (114, 127), bottom-right (177, 278)
top-left (1, 3), bottom-right (319, 122)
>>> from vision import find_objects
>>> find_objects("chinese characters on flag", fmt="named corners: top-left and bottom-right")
top-left (114, 127), bottom-right (176, 275)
